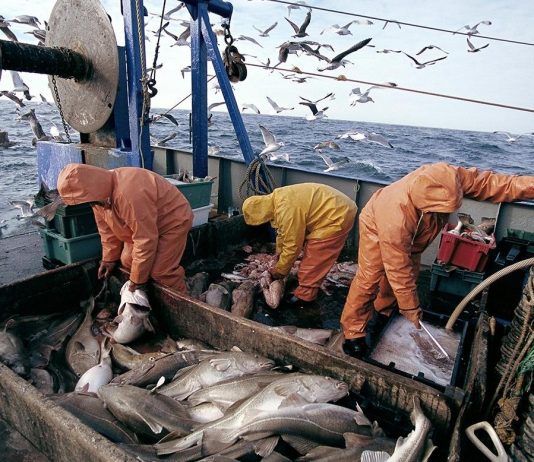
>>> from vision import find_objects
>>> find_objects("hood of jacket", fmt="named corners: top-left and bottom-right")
top-left (408, 162), bottom-right (463, 213)
top-left (57, 163), bottom-right (114, 205)
top-left (242, 194), bottom-right (275, 225)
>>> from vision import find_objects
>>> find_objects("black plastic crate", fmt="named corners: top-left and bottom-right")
top-left (430, 262), bottom-right (485, 298)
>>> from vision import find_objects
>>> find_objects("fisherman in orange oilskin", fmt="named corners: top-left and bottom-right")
top-left (57, 163), bottom-right (193, 294)
top-left (341, 162), bottom-right (534, 358)
top-left (242, 183), bottom-right (357, 306)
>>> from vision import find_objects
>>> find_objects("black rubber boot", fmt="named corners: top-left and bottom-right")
top-left (343, 338), bottom-right (368, 359)
top-left (369, 313), bottom-right (390, 336)
top-left (287, 295), bottom-right (315, 308)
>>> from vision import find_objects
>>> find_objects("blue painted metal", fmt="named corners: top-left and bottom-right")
top-left (190, 2), bottom-right (209, 178)
top-left (181, 0), bottom-right (233, 18)
top-left (121, 0), bottom-right (152, 169)
top-left (36, 141), bottom-right (83, 189)
top-left (113, 46), bottom-right (132, 151)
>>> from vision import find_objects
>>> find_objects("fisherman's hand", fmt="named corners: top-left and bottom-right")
top-left (400, 307), bottom-right (422, 329)
top-left (98, 260), bottom-right (117, 279)
top-left (269, 268), bottom-right (285, 280)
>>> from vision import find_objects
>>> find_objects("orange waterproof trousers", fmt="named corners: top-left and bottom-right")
top-left (120, 223), bottom-right (191, 294)
top-left (294, 222), bottom-right (353, 302)
top-left (340, 220), bottom-right (421, 339)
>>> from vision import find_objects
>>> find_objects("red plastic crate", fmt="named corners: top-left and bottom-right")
top-left (436, 223), bottom-right (496, 272)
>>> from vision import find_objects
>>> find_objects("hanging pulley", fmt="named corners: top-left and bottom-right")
top-left (221, 22), bottom-right (247, 83)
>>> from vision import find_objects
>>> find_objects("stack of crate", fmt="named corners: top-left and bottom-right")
top-left (37, 197), bottom-right (102, 267)
top-left (164, 177), bottom-right (214, 226)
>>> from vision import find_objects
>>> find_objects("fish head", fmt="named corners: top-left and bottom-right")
top-left (298, 375), bottom-right (349, 402)
top-left (237, 352), bottom-right (275, 373)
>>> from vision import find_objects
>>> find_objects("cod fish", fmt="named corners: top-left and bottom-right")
top-left (111, 343), bottom-right (168, 370)
top-left (30, 368), bottom-right (55, 394)
top-left (187, 371), bottom-right (284, 410)
top-left (156, 373), bottom-right (349, 455)
top-left (159, 351), bottom-right (275, 400)
top-left (0, 321), bottom-right (29, 376)
top-left (66, 297), bottom-right (100, 376)
top-left (204, 283), bottom-right (233, 310)
top-left (75, 339), bottom-right (112, 393)
top-left (50, 392), bottom-right (138, 444)
top-left (260, 272), bottom-right (285, 309)
top-left (203, 402), bottom-right (375, 456)
top-left (111, 349), bottom-right (213, 387)
top-left (273, 326), bottom-right (333, 345)
top-left (186, 401), bottom-right (226, 423)
top-left (361, 397), bottom-right (435, 462)
top-left (98, 384), bottom-right (196, 439)
top-left (187, 272), bottom-right (210, 299)
top-left (112, 303), bottom-right (155, 344)
top-left (231, 280), bottom-right (256, 318)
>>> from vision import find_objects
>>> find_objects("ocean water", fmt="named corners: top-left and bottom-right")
top-left (1, 99), bottom-right (533, 238)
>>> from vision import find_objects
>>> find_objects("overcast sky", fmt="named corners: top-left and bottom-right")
top-left (2, 0), bottom-right (533, 133)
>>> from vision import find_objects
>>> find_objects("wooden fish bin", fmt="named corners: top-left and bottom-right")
top-left (0, 217), bottom-right (489, 461)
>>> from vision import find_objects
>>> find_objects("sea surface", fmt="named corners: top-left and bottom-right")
top-left (1, 99), bottom-right (533, 238)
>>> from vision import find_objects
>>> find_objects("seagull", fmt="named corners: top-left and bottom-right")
top-left (287, 1), bottom-right (310, 17)
top-left (163, 26), bottom-right (190, 47)
top-left (50, 124), bottom-right (66, 142)
top-left (9, 199), bottom-right (35, 218)
top-left (242, 103), bottom-right (261, 114)
top-left (151, 112), bottom-right (179, 126)
top-left (163, 4), bottom-right (184, 20)
top-left (9, 15), bottom-right (41, 28)
top-left (235, 35), bottom-right (263, 48)
top-left (318, 154), bottom-right (350, 172)
top-left (493, 131), bottom-right (533, 143)
top-left (375, 48), bottom-right (402, 54)
top-left (259, 125), bottom-right (285, 157)
top-left (300, 93), bottom-right (335, 105)
top-left (466, 36), bottom-right (489, 53)
top-left (208, 101), bottom-right (225, 112)
top-left (253, 22), bottom-right (278, 37)
top-left (314, 140), bottom-right (340, 151)
top-left (299, 102), bottom-right (328, 121)
top-left (10, 71), bottom-right (32, 100)
top-left (1, 90), bottom-right (26, 107)
top-left (454, 20), bottom-right (492, 35)
top-left (266, 96), bottom-right (294, 114)
top-left (180, 65), bottom-right (191, 78)
top-left (382, 20), bottom-right (402, 30)
top-left (402, 52), bottom-right (447, 69)
top-left (285, 11), bottom-right (311, 38)
top-left (18, 109), bottom-right (49, 144)
top-left (416, 45), bottom-right (449, 56)
top-left (0, 16), bottom-right (18, 41)
top-left (151, 132), bottom-right (177, 146)
top-left (320, 20), bottom-right (370, 36)
top-left (318, 38), bottom-right (372, 71)
top-left (341, 131), bottom-right (394, 148)
top-left (349, 85), bottom-right (383, 104)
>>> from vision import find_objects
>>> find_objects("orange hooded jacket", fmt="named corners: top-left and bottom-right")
top-left (57, 164), bottom-right (193, 287)
top-left (348, 162), bottom-right (534, 313)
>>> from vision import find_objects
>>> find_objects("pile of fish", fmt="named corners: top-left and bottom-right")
top-left (446, 213), bottom-right (496, 244)
top-left (0, 284), bottom-right (437, 461)
top-left (202, 250), bottom-right (358, 313)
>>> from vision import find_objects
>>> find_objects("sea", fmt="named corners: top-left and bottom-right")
top-left (1, 99), bottom-right (533, 238)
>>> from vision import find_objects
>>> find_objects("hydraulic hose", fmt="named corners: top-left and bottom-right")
top-left (445, 257), bottom-right (534, 330)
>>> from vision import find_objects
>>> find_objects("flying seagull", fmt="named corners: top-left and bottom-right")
top-left (337, 131), bottom-right (394, 148)
top-left (253, 22), bottom-right (278, 37)
top-left (300, 92), bottom-right (335, 105)
top-left (9, 15), bottom-right (41, 28)
top-left (318, 38), bottom-right (372, 71)
top-left (285, 11), bottom-right (311, 38)
top-left (493, 131), bottom-right (533, 143)
top-left (9, 199), bottom-right (35, 218)
top-left (242, 103), bottom-right (261, 114)
top-left (454, 20), bottom-right (492, 35)
top-left (402, 52), bottom-right (447, 69)
top-left (349, 85), bottom-right (383, 104)
top-left (287, 1), bottom-right (310, 17)
top-left (313, 140), bottom-right (340, 151)
top-left (320, 20), bottom-right (370, 36)
top-left (151, 132), bottom-right (177, 146)
top-left (416, 45), bottom-right (449, 55)
top-left (235, 35), bottom-right (263, 48)
top-left (466, 36), bottom-right (489, 53)
top-left (10, 71), bottom-right (32, 100)
top-left (259, 125), bottom-right (285, 157)
top-left (266, 96), bottom-right (294, 114)
top-left (0, 16), bottom-right (18, 41)
top-left (318, 154), bottom-right (350, 172)
top-left (299, 102), bottom-right (328, 121)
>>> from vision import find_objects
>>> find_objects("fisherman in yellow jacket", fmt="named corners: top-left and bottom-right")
top-left (242, 183), bottom-right (357, 305)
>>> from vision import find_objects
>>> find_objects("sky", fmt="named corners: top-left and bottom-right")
top-left (2, 0), bottom-right (534, 133)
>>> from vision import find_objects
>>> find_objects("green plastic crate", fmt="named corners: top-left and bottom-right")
top-left (164, 176), bottom-right (213, 209)
top-left (40, 228), bottom-right (102, 264)
top-left (35, 196), bottom-right (97, 238)
top-left (430, 261), bottom-right (485, 297)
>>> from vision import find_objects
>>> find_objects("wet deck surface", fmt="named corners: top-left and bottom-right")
top-left (0, 231), bottom-right (44, 285)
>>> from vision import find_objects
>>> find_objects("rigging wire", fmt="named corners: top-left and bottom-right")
top-left (247, 62), bottom-right (534, 113)
top-left (264, 0), bottom-right (534, 47)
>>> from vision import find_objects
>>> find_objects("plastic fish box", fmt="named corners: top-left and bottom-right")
top-left (164, 176), bottom-right (214, 209)
top-left (192, 203), bottom-right (213, 227)
top-left (436, 223), bottom-right (496, 272)
top-left (430, 262), bottom-right (485, 298)
top-left (368, 310), bottom-right (469, 390)
top-left (39, 228), bottom-right (102, 264)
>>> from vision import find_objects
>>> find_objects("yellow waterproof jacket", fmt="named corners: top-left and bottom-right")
top-left (57, 164), bottom-right (193, 285)
top-left (360, 162), bottom-right (534, 309)
top-left (242, 183), bottom-right (357, 275)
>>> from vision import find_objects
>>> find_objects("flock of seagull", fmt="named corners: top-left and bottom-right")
top-left (0, 6), bottom-right (532, 177)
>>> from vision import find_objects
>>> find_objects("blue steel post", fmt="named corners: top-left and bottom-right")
top-left (121, 0), bottom-right (152, 169)
top-left (200, 8), bottom-right (256, 165)
top-left (190, 1), bottom-right (209, 178)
